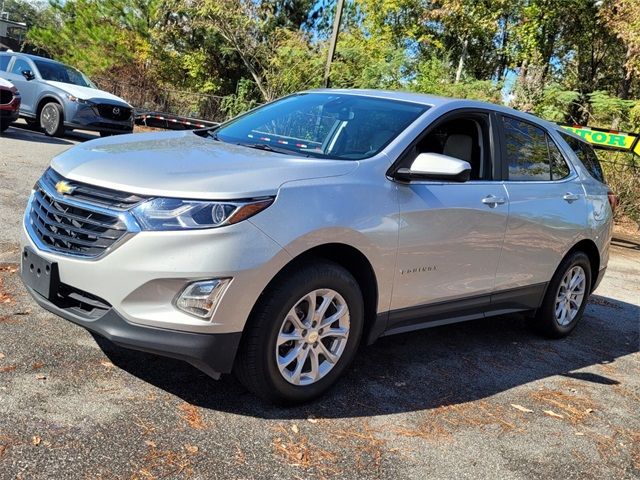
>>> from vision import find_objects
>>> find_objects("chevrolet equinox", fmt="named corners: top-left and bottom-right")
top-left (20, 90), bottom-right (613, 403)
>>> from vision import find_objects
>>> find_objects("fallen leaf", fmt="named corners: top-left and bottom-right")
top-left (0, 365), bottom-right (16, 373)
top-left (99, 360), bottom-right (115, 369)
top-left (0, 353), bottom-right (5, 359)
top-left (307, 416), bottom-right (318, 424)
top-left (185, 444), bottom-right (199, 454)
top-left (575, 432), bottom-right (585, 436)
top-left (31, 436), bottom-right (41, 446)
top-left (511, 404), bottom-right (534, 413)
top-left (291, 424), bottom-right (299, 434)
top-left (35, 374), bottom-right (47, 380)
top-left (0, 445), bottom-right (6, 457)
top-left (585, 408), bottom-right (594, 414)
top-left (543, 410), bottom-right (564, 419)
top-left (32, 362), bottom-right (44, 370)
top-left (144, 440), bottom-right (157, 448)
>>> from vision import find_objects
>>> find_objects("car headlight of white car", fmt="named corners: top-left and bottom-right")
top-left (131, 197), bottom-right (274, 230)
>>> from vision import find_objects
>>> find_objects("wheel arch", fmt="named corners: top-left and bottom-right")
top-left (564, 238), bottom-right (601, 292)
top-left (250, 242), bottom-right (380, 345)
top-left (36, 95), bottom-right (64, 120)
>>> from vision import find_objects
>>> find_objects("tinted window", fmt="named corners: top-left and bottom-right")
top-left (548, 138), bottom-right (570, 180)
top-left (214, 93), bottom-right (428, 160)
top-left (0, 55), bottom-right (11, 71)
top-left (560, 132), bottom-right (605, 183)
top-left (10, 58), bottom-right (31, 75)
top-left (503, 117), bottom-right (550, 181)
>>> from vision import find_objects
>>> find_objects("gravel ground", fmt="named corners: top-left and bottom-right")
top-left (1, 121), bottom-right (639, 480)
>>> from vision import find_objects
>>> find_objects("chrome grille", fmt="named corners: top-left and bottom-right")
top-left (41, 168), bottom-right (145, 210)
top-left (27, 170), bottom-right (143, 258)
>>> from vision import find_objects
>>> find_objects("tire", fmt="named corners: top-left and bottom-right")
top-left (39, 102), bottom-right (65, 137)
top-left (0, 119), bottom-right (9, 132)
top-left (534, 251), bottom-right (592, 338)
top-left (234, 260), bottom-right (364, 404)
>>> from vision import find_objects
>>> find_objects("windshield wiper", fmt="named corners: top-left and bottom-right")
top-left (235, 142), bottom-right (311, 157)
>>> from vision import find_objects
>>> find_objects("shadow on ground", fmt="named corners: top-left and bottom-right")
top-left (95, 293), bottom-right (639, 419)
top-left (2, 122), bottom-right (98, 144)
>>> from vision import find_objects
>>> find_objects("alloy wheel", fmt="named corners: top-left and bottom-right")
top-left (554, 265), bottom-right (587, 326)
top-left (275, 288), bottom-right (350, 386)
top-left (41, 104), bottom-right (59, 135)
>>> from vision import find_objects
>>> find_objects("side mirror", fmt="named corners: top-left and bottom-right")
top-left (395, 152), bottom-right (472, 182)
top-left (21, 70), bottom-right (35, 81)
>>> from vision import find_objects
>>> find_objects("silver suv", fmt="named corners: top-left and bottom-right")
top-left (0, 53), bottom-right (133, 137)
top-left (20, 90), bottom-right (613, 404)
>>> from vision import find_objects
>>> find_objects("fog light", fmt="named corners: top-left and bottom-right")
top-left (176, 279), bottom-right (231, 319)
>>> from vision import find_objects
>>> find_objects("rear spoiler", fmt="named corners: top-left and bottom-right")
top-left (559, 124), bottom-right (640, 156)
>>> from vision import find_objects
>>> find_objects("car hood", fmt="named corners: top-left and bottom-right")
top-left (45, 81), bottom-right (130, 106)
top-left (51, 130), bottom-right (359, 200)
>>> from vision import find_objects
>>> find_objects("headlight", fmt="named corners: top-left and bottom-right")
top-left (66, 94), bottom-right (95, 106)
top-left (132, 197), bottom-right (274, 231)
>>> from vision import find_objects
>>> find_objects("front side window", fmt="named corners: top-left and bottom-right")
top-left (415, 115), bottom-right (491, 180)
top-left (210, 93), bottom-right (428, 160)
top-left (33, 60), bottom-right (95, 88)
top-left (10, 58), bottom-right (31, 75)
top-left (560, 132), bottom-right (605, 183)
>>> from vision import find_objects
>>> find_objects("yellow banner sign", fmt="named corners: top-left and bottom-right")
top-left (561, 126), bottom-right (639, 155)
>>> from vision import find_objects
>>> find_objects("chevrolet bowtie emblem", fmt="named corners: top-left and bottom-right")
top-left (55, 180), bottom-right (76, 195)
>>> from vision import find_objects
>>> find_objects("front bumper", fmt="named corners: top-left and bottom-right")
top-left (24, 284), bottom-right (241, 378)
top-left (64, 102), bottom-right (133, 133)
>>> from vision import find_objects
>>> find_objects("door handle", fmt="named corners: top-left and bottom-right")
top-left (563, 192), bottom-right (580, 202)
top-left (482, 195), bottom-right (506, 207)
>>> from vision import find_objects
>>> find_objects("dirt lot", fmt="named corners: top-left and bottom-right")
top-left (1, 121), bottom-right (639, 479)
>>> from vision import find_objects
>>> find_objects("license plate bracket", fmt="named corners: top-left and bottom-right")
top-left (21, 247), bottom-right (59, 300)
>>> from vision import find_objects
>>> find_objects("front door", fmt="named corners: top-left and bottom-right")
top-left (390, 112), bottom-right (508, 325)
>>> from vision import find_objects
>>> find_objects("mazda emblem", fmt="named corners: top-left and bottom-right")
top-left (112, 107), bottom-right (120, 115)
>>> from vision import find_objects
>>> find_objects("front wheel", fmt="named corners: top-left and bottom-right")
top-left (234, 261), bottom-right (364, 404)
top-left (534, 251), bottom-right (592, 338)
top-left (39, 102), bottom-right (65, 137)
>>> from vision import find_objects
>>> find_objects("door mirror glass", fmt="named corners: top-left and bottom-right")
top-left (21, 70), bottom-right (35, 80)
top-left (396, 152), bottom-right (472, 182)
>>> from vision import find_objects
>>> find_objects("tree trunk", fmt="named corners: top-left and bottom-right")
top-left (455, 37), bottom-right (468, 84)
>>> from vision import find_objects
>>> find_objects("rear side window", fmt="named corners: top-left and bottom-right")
top-left (548, 139), bottom-right (571, 180)
top-left (0, 55), bottom-right (11, 71)
top-left (502, 116), bottom-right (572, 181)
top-left (559, 132), bottom-right (605, 183)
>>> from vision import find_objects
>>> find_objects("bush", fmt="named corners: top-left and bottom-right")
top-left (600, 152), bottom-right (640, 224)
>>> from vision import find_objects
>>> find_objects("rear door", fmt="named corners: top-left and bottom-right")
top-left (389, 110), bottom-right (509, 328)
top-left (494, 115), bottom-right (587, 294)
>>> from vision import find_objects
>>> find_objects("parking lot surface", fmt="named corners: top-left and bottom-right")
top-left (1, 122), bottom-right (639, 479)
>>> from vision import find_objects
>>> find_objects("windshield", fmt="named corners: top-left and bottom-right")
top-left (34, 60), bottom-right (95, 88)
top-left (211, 93), bottom-right (429, 160)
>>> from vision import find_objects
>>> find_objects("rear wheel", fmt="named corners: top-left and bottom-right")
top-left (0, 119), bottom-right (9, 132)
top-left (534, 251), bottom-right (591, 338)
top-left (39, 102), bottom-right (65, 137)
top-left (234, 261), bottom-right (364, 404)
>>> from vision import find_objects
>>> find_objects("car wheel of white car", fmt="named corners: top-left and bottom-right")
top-left (39, 102), bottom-right (65, 137)
top-left (234, 260), bottom-right (364, 404)
top-left (535, 251), bottom-right (592, 338)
